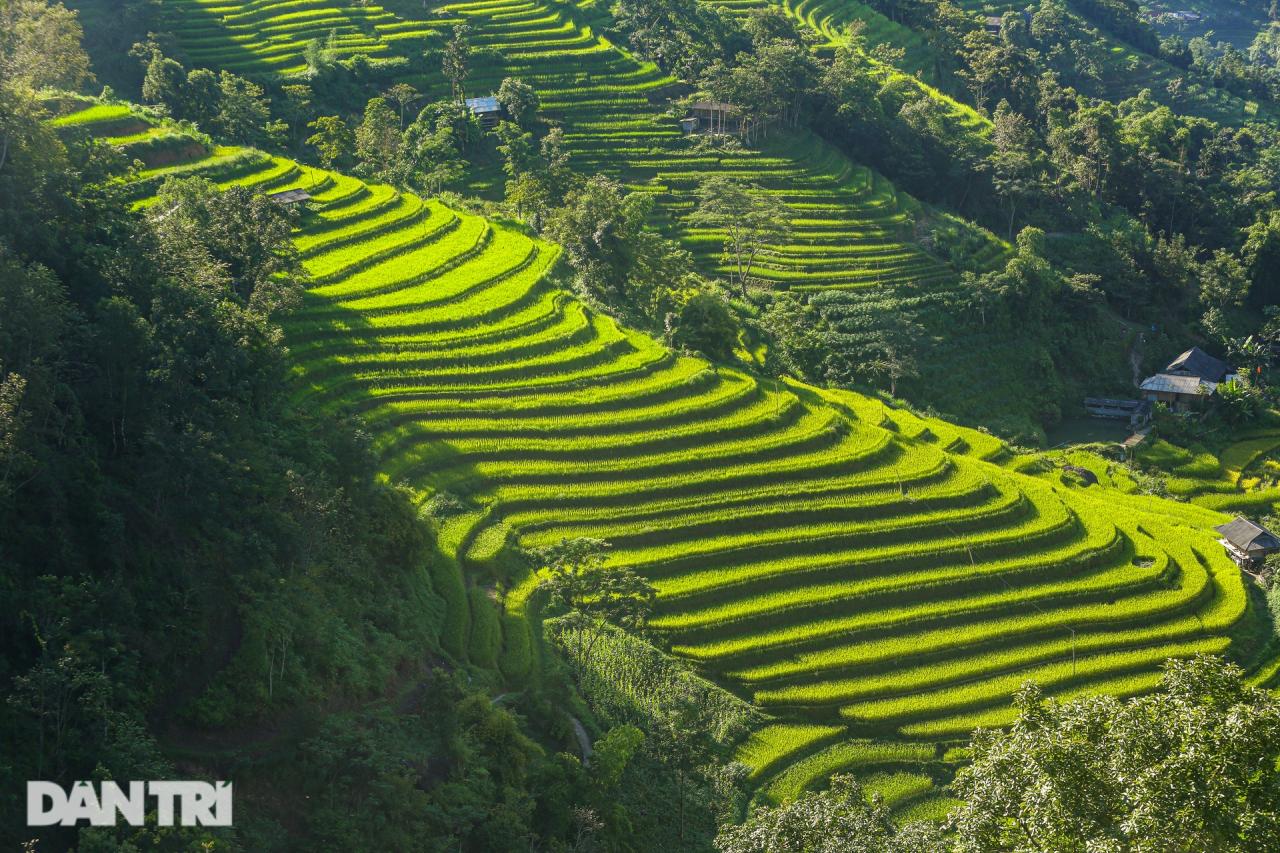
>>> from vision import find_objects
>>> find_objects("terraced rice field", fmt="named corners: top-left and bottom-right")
top-left (150, 0), bottom-right (996, 293)
top-left (157, 0), bottom-right (456, 74)
top-left (65, 99), bottom-right (1271, 807)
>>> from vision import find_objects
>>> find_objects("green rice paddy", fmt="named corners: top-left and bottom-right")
top-left (64, 76), bottom-right (1275, 815)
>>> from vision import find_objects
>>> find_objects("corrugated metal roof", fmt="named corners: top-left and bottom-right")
top-left (1139, 373), bottom-right (1215, 395)
top-left (1214, 516), bottom-right (1280, 552)
top-left (267, 189), bottom-right (311, 204)
top-left (465, 96), bottom-right (501, 113)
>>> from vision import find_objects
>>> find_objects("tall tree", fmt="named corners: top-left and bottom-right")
top-left (988, 100), bottom-right (1040, 239)
top-left (442, 24), bottom-right (471, 103)
top-left (139, 48), bottom-right (185, 112)
top-left (382, 82), bottom-right (421, 128)
top-left (688, 177), bottom-right (790, 298)
top-left (354, 96), bottom-right (401, 179)
top-left (534, 537), bottom-right (655, 680)
top-left (306, 115), bottom-right (354, 169)
top-left (216, 70), bottom-right (270, 145)
top-left (0, 0), bottom-right (94, 91)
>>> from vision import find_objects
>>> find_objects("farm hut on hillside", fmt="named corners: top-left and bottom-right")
top-left (1138, 373), bottom-right (1217, 411)
top-left (267, 188), bottom-right (311, 207)
top-left (465, 96), bottom-right (505, 129)
top-left (687, 101), bottom-right (741, 134)
top-left (1164, 346), bottom-right (1230, 383)
top-left (1214, 516), bottom-right (1280, 569)
top-left (984, 15), bottom-right (1003, 35)
top-left (1138, 346), bottom-right (1236, 412)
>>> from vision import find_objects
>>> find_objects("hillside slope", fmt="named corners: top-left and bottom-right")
top-left (146, 0), bottom-right (1005, 293)
top-left (65, 100), bottom-right (1273, 809)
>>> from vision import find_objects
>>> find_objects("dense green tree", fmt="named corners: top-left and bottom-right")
top-left (0, 0), bottom-right (94, 91)
top-left (506, 171), bottom-right (553, 229)
top-left (534, 537), bottom-right (655, 680)
top-left (546, 174), bottom-right (689, 313)
top-left (215, 70), bottom-right (270, 144)
top-left (988, 100), bottom-right (1042, 238)
top-left (382, 81), bottom-right (421, 128)
top-left (139, 47), bottom-right (184, 111)
top-left (149, 176), bottom-right (302, 313)
top-left (443, 23), bottom-right (471, 103)
top-left (401, 104), bottom-right (466, 194)
top-left (495, 119), bottom-right (534, 177)
top-left (716, 774), bottom-right (948, 853)
top-left (497, 76), bottom-right (539, 128)
top-left (952, 656), bottom-right (1280, 852)
top-left (278, 82), bottom-right (314, 143)
top-left (672, 290), bottom-right (739, 360)
top-left (306, 114), bottom-right (355, 169)
top-left (354, 96), bottom-right (401, 178)
top-left (181, 66), bottom-right (220, 128)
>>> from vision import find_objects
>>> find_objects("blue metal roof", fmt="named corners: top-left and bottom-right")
top-left (465, 96), bottom-right (501, 113)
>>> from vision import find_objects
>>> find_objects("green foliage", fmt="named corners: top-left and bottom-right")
top-left (545, 174), bottom-right (692, 322)
top-left (951, 656), bottom-right (1280, 852)
top-left (715, 774), bottom-right (949, 853)
top-left (673, 290), bottom-right (739, 360)
top-left (307, 115), bottom-right (355, 169)
top-left (467, 585), bottom-right (503, 670)
top-left (0, 0), bottom-right (94, 91)
top-left (354, 96), bottom-right (402, 179)
top-left (496, 76), bottom-right (539, 129)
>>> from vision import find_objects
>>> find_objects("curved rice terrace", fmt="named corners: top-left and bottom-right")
top-left (65, 100), bottom-right (1277, 813)
top-left (153, 0), bottom-right (1002, 294)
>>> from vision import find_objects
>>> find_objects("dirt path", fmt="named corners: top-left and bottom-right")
top-left (1129, 332), bottom-right (1145, 387)
top-left (569, 715), bottom-right (593, 767)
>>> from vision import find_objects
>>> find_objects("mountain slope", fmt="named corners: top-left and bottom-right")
top-left (64, 100), bottom-right (1269, 806)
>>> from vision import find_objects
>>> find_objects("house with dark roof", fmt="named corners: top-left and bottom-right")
top-left (1164, 347), bottom-right (1230, 383)
top-left (1138, 346), bottom-right (1235, 412)
top-left (1214, 516), bottom-right (1280, 569)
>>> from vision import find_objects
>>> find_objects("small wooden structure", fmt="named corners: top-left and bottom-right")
top-left (679, 116), bottom-right (700, 134)
top-left (1138, 373), bottom-right (1217, 411)
top-left (1121, 429), bottom-right (1150, 451)
top-left (1138, 346), bottom-right (1234, 412)
top-left (465, 95), bottom-right (505, 129)
top-left (1214, 516), bottom-right (1280, 569)
top-left (1084, 397), bottom-right (1152, 429)
top-left (267, 188), bottom-right (311, 207)
top-left (984, 15), bottom-right (1003, 35)
top-left (686, 101), bottom-right (740, 134)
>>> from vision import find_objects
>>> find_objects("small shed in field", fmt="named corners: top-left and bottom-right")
top-left (1214, 516), bottom-right (1280, 569)
top-left (687, 101), bottom-right (740, 134)
top-left (465, 95), bottom-right (505, 129)
top-left (267, 188), bottom-right (311, 207)
top-left (984, 15), bottom-right (1004, 35)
